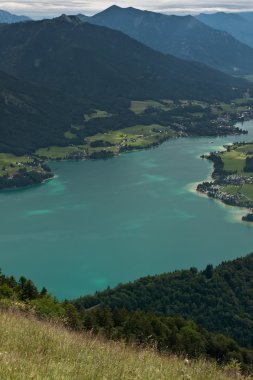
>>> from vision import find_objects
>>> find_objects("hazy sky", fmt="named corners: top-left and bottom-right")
top-left (1, 0), bottom-right (253, 19)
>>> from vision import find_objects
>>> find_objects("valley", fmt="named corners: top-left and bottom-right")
top-left (0, 14), bottom-right (253, 190)
top-left (1, 6), bottom-right (253, 379)
top-left (1, 96), bottom-right (251, 189)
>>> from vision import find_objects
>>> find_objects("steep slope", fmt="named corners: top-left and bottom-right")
top-left (85, 5), bottom-right (253, 75)
top-left (0, 9), bottom-right (31, 24)
top-left (74, 253), bottom-right (253, 349)
top-left (0, 15), bottom-right (249, 104)
top-left (0, 70), bottom-right (73, 153)
top-left (0, 311), bottom-right (246, 380)
top-left (197, 12), bottom-right (253, 49)
top-left (1, 270), bottom-right (253, 374)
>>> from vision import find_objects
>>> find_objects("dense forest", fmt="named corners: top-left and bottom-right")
top-left (74, 253), bottom-right (253, 349)
top-left (1, 268), bottom-right (253, 373)
top-left (0, 70), bottom-right (73, 154)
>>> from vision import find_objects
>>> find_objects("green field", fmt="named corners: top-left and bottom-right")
top-left (235, 144), bottom-right (253, 154)
top-left (218, 143), bottom-right (253, 202)
top-left (36, 125), bottom-right (176, 160)
top-left (86, 124), bottom-right (175, 151)
top-left (221, 185), bottom-right (240, 196)
top-left (130, 98), bottom-right (252, 120)
top-left (36, 144), bottom-right (118, 160)
top-left (211, 97), bottom-right (253, 114)
top-left (222, 184), bottom-right (253, 202)
top-left (0, 153), bottom-right (33, 177)
top-left (36, 146), bottom-right (86, 159)
top-left (221, 150), bottom-right (247, 173)
top-left (239, 184), bottom-right (253, 201)
top-left (130, 100), bottom-right (173, 114)
top-left (219, 142), bottom-right (253, 176)
top-left (64, 131), bottom-right (77, 140)
top-left (84, 109), bottom-right (113, 122)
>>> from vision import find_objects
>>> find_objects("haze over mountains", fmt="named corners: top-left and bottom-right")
top-left (1, 6), bottom-right (253, 76)
top-left (0, 9), bottom-right (31, 24)
top-left (78, 5), bottom-right (253, 76)
top-left (0, 14), bottom-right (246, 103)
top-left (197, 12), bottom-right (253, 49)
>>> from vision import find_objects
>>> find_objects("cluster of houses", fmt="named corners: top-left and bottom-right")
top-left (197, 182), bottom-right (244, 206)
top-left (222, 175), bottom-right (253, 185)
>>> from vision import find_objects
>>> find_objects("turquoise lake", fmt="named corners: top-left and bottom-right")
top-left (1, 120), bottom-right (253, 299)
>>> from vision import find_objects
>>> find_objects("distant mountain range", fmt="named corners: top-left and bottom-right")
top-left (0, 14), bottom-right (245, 103)
top-left (1, 6), bottom-right (253, 76)
top-left (197, 12), bottom-right (253, 49)
top-left (0, 14), bottom-right (252, 154)
top-left (78, 5), bottom-right (253, 76)
top-left (0, 9), bottom-right (31, 24)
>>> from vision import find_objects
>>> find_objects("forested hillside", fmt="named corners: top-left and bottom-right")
top-left (0, 15), bottom-right (251, 158)
top-left (0, 70), bottom-right (74, 153)
top-left (86, 5), bottom-right (253, 75)
top-left (1, 267), bottom-right (253, 372)
top-left (0, 15), bottom-right (249, 103)
top-left (75, 253), bottom-right (253, 349)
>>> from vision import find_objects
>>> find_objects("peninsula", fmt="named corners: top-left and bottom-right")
top-left (197, 140), bottom-right (253, 222)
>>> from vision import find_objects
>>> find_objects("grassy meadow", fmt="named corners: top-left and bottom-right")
top-left (0, 153), bottom-right (34, 177)
top-left (0, 310), bottom-right (249, 380)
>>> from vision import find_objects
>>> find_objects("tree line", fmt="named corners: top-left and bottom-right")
top-left (1, 264), bottom-right (253, 373)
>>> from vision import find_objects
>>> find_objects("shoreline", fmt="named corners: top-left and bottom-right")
top-left (0, 116), bottom-right (251, 192)
top-left (189, 181), bottom-right (253, 225)
top-left (195, 134), bottom-right (253, 223)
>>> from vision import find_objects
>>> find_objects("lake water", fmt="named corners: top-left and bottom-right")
top-left (1, 121), bottom-right (253, 299)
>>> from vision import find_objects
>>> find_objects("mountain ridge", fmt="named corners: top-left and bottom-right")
top-left (0, 15), bottom-right (248, 103)
top-left (0, 9), bottom-right (31, 24)
top-left (197, 12), bottom-right (253, 49)
top-left (80, 5), bottom-right (253, 75)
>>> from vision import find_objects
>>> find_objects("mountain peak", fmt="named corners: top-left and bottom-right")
top-left (98, 5), bottom-right (141, 15)
top-left (107, 5), bottom-right (121, 10)
top-left (55, 14), bottom-right (82, 25)
top-left (90, 6), bottom-right (253, 76)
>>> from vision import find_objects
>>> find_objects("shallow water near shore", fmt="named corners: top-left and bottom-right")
top-left (1, 121), bottom-right (253, 299)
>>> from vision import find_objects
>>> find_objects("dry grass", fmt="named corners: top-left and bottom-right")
top-left (0, 310), bottom-right (251, 380)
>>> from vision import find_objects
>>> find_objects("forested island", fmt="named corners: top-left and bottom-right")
top-left (197, 140), bottom-right (253, 221)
